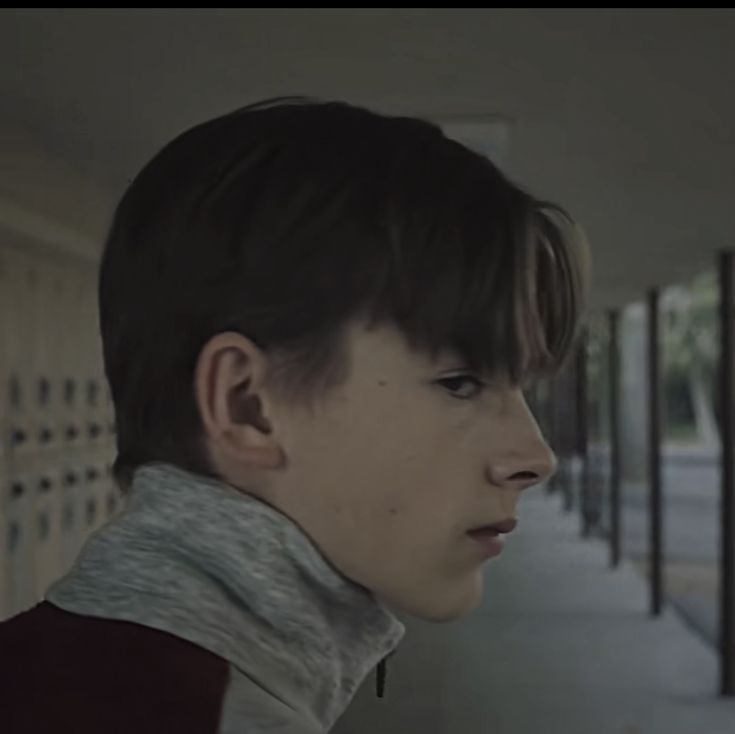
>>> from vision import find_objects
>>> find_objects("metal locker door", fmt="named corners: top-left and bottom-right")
top-left (36, 258), bottom-right (69, 460)
top-left (0, 246), bottom-right (9, 460)
top-left (42, 260), bottom-right (78, 585)
top-left (84, 376), bottom-right (105, 458)
top-left (22, 252), bottom-right (43, 463)
top-left (0, 509), bottom-right (7, 620)
top-left (33, 463), bottom-right (63, 600)
top-left (93, 461), bottom-right (115, 532)
top-left (66, 267), bottom-right (89, 557)
top-left (4, 249), bottom-right (35, 468)
top-left (55, 261), bottom-right (76, 458)
top-left (1, 249), bottom-right (39, 617)
top-left (79, 273), bottom-right (107, 541)
top-left (80, 459), bottom-right (101, 538)
top-left (59, 463), bottom-right (83, 572)
top-left (85, 270), bottom-right (108, 456)
top-left (103, 381), bottom-right (116, 461)
top-left (5, 471), bottom-right (36, 615)
top-left (79, 274), bottom-right (102, 455)
top-left (62, 266), bottom-right (85, 465)
top-left (20, 254), bottom-right (61, 606)
top-left (0, 247), bottom-right (11, 619)
top-left (0, 495), bottom-right (7, 620)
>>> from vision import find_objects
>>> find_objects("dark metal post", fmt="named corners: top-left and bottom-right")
top-left (560, 365), bottom-right (575, 513)
top-left (718, 251), bottom-right (735, 696)
top-left (647, 289), bottom-right (664, 617)
top-left (576, 329), bottom-right (590, 537)
top-left (547, 375), bottom-right (561, 496)
top-left (608, 309), bottom-right (622, 569)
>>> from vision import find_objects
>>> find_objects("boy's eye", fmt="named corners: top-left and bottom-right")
top-left (436, 374), bottom-right (485, 400)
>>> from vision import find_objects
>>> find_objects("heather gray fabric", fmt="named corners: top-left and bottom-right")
top-left (46, 462), bottom-right (405, 732)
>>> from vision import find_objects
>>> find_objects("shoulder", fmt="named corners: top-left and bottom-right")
top-left (0, 602), bottom-right (229, 734)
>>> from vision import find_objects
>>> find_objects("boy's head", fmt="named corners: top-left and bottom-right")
top-left (100, 96), bottom-right (587, 621)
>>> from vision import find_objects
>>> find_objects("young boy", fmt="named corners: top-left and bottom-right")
top-left (0, 97), bottom-right (587, 732)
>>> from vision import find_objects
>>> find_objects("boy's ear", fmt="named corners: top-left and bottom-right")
top-left (195, 332), bottom-right (285, 470)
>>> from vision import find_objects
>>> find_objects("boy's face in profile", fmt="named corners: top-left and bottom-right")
top-left (201, 317), bottom-right (556, 622)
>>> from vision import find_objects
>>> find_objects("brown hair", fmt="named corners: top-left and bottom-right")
top-left (99, 96), bottom-right (588, 491)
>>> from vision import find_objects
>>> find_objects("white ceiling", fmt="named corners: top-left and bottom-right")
top-left (2, 8), bottom-right (735, 311)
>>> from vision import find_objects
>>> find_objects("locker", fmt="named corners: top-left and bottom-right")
top-left (85, 376), bottom-right (105, 449)
top-left (77, 276), bottom-right (104, 453)
top-left (36, 259), bottom-right (70, 457)
top-left (0, 248), bottom-right (38, 617)
top-left (1, 244), bottom-right (118, 614)
top-left (0, 248), bottom-right (10, 618)
top-left (61, 267), bottom-right (86, 456)
top-left (32, 463), bottom-right (64, 599)
top-left (3, 250), bottom-right (36, 463)
top-left (59, 463), bottom-right (84, 571)
top-left (104, 383), bottom-right (116, 455)
top-left (82, 461), bottom-right (102, 535)
top-left (93, 461), bottom-right (115, 531)
top-left (0, 510), bottom-right (8, 620)
top-left (5, 471), bottom-right (37, 615)
top-left (18, 252), bottom-right (43, 459)
top-left (0, 247), bottom-right (9, 470)
top-left (84, 456), bottom-right (113, 536)
top-left (61, 378), bottom-right (83, 453)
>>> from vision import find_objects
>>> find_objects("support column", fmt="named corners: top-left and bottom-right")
top-left (609, 309), bottom-right (622, 569)
top-left (718, 251), bottom-right (735, 696)
top-left (647, 289), bottom-right (663, 617)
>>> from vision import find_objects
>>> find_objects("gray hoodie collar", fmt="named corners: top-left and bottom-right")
top-left (45, 462), bottom-right (405, 731)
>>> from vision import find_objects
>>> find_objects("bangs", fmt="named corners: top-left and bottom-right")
top-left (511, 203), bottom-right (589, 382)
top-left (360, 143), bottom-right (589, 386)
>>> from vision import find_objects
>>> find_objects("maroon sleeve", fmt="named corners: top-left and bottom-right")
top-left (0, 601), bottom-right (230, 734)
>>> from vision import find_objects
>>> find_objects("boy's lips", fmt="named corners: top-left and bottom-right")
top-left (466, 527), bottom-right (506, 557)
top-left (467, 518), bottom-right (518, 535)
top-left (465, 518), bottom-right (517, 558)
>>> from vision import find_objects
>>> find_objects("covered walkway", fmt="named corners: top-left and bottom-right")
top-left (333, 488), bottom-right (735, 734)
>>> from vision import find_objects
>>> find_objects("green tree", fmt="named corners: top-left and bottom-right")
top-left (661, 271), bottom-right (719, 447)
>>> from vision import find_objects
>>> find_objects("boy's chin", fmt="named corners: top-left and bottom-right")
top-left (387, 577), bottom-right (484, 623)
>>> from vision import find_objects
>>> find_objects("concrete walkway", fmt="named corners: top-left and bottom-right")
top-left (332, 487), bottom-right (735, 734)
